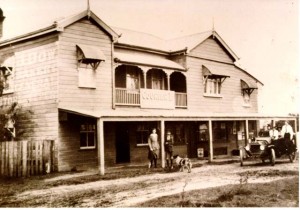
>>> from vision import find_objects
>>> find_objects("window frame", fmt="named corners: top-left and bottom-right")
top-left (78, 64), bottom-right (97, 89)
top-left (136, 124), bottom-right (149, 146)
top-left (1, 55), bottom-right (15, 95)
top-left (203, 77), bottom-right (223, 97)
top-left (79, 123), bottom-right (96, 150)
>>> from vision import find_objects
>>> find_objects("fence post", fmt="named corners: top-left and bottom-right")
top-left (22, 141), bottom-right (27, 177)
top-left (9, 141), bottom-right (14, 177)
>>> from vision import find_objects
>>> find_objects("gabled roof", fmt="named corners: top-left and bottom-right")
top-left (114, 27), bottom-right (169, 52)
top-left (114, 28), bottom-right (239, 61)
top-left (167, 30), bottom-right (239, 61)
top-left (0, 10), bottom-right (120, 47)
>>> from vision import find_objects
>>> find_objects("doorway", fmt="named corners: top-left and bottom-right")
top-left (115, 123), bottom-right (130, 163)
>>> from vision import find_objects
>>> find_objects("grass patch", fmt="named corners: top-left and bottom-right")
top-left (135, 177), bottom-right (299, 207)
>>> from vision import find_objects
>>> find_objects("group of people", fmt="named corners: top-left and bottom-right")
top-left (268, 121), bottom-right (294, 141)
top-left (148, 121), bottom-right (295, 169)
top-left (147, 128), bottom-right (174, 170)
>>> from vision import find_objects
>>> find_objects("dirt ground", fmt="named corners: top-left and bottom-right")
top-left (5, 157), bottom-right (298, 207)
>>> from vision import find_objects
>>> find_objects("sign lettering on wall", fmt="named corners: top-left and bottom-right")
top-left (140, 88), bottom-right (175, 109)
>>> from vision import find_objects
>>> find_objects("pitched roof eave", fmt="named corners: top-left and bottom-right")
top-left (53, 10), bottom-right (119, 40)
top-left (212, 31), bottom-right (240, 62)
top-left (0, 24), bottom-right (57, 47)
top-left (235, 65), bottom-right (264, 86)
top-left (187, 32), bottom-right (239, 62)
top-left (0, 10), bottom-right (120, 47)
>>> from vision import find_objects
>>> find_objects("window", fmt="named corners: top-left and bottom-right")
top-left (78, 65), bottom-right (96, 88)
top-left (213, 121), bottom-right (228, 141)
top-left (243, 93), bottom-right (250, 106)
top-left (0, 55), bottom-right (15, 95)
top-left (80, 123), bottom-right (96, 149)
top-left (136, 124), bottom-right (149, 146)
top-left (166, 123), bottom-right (186, 145)
top-left (204, 78), bottom-right (221, 95)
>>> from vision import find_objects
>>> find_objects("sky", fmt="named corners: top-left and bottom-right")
top-left (0, 0), bottom-right (299, 115)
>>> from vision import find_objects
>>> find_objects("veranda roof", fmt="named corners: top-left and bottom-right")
top-left (114, 51), bottom-right (185, 70)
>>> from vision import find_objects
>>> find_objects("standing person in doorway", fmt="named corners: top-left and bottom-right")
top-left (165, 131), bottom-right (174, 171)
top-left (148, 128), bottom-right (160, 168)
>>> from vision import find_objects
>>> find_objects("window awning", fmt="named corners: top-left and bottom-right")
top-left (114, 51), bottom-right (185, 70)
top-left (202, 64), bottom-right (230, 79)
top-left (241, 79), bottom-right (258, 95)
top-left (76, 44), bottom-right (106, 70)
top-left (0, 66), bottom-right (13, 76)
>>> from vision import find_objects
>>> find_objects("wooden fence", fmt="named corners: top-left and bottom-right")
top-left (0, 140), bottom-right (54, 177)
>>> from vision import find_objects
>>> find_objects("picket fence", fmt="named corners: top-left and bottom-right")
top-left (0, 140), bottom-right (54, 177)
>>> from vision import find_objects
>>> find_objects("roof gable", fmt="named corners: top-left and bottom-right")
top-left (0, 10), bottom-right (120, 47)
top-left (168, 30), bottom-right (239, 62)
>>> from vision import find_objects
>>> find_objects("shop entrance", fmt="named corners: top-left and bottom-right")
top-left (116, 123), bottom-right (130, 163)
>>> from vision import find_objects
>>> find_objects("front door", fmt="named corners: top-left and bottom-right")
top-left (116, 123), bottom-right (130, 163)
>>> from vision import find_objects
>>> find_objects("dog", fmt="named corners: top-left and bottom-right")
top-left (173, 155), bottom-right (192, 173)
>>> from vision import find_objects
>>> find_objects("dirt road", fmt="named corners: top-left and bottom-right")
top-left (12, 158), bottom-right (298, 207)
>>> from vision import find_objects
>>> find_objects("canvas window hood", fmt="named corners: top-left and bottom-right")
top-left (241, 79), bottom-right (257, 96)
top-left (202, 64), bottom-right (229, 83)
top-left (76, 44), bottom-right (106, 70)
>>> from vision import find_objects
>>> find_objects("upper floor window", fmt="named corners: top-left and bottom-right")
top-left (76, 44), bottom-right (106, 89)
top-left (202, 65), bottom-right (229, 97)
top-left (0, 54), bottom-right (15, 96)
top-left (204, 78), bottom-right (221, 95)
top-left (240, 79), bottom-right (257, 106)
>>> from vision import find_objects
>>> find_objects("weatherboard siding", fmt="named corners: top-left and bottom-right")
top-left (189, 37), bottom-right (234, 64)
top-left (186, 56), bottom-right (258, 113)
top-left (56, 18), bottom-right (114, 171)
top-left (0, 36), bottom-right (59, 141)
top-left (58, 18), bottom-right (113, 110)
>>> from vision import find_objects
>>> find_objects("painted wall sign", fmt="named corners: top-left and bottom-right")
top-left (140, 88), bottom-right (175, 109)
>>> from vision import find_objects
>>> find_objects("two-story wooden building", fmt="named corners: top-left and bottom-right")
top-left (0, 9), bottom-right (297, 174)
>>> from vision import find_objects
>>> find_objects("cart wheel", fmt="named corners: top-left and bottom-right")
top-left (240, 149), bottom-right (244, 166)
top-left (289, 151), bottom-right (296, 163)
top-left (270, 148), bottom-right (275, 166)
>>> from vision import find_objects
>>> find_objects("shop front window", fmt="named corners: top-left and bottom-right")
top-left (136, 124), bottom-right (149, 146)
top-left (213, 121), bottom-right (228, 141)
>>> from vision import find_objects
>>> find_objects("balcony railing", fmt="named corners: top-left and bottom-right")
top-left (115, 88), bottom-right (140, 106)
top-left (115, 88), bottom-right (187, 108)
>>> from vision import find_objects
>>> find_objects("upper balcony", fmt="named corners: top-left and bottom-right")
top-left (115, 65), bottom-right (187, 109)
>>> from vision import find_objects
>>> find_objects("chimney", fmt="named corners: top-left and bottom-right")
top-left (0, 8), bottom-right (5, 39)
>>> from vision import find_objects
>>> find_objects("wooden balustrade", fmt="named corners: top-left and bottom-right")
top-left (115, 88), bottom-right (187, 108)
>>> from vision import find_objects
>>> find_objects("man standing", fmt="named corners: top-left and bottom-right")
top-left (165, 131), bottom-right (174, 170)
top-left (269, 126), bottom-right (279, 140)
top-left (281, 121), bottom-right (294, 141)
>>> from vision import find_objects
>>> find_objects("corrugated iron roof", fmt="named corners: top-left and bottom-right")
top-left (114, 51), bottom-right (185, 70)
